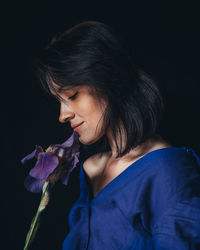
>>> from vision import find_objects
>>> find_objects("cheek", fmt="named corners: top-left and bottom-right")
top-left (77, 96), bottom-right (105, 118)
top-left (77, 99), bottom-right (106, 144)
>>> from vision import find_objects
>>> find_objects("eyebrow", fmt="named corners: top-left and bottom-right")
top-left (49, 86), bottom-right (73, 96)
top-left (49, 85), bottom-right (78, 104)
top-left (56, 86), bottom-right (77, 93)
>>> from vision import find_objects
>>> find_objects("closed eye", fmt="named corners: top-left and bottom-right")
top-left (68, 92), bottom-right (78, 100)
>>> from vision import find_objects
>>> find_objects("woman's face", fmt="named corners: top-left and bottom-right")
top-left (51, 85), bottom-right (107, 145)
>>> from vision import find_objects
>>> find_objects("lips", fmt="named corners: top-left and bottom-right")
top-left (71, 122), bottom-right (84, 129)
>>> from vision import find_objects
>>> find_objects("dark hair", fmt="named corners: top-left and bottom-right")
top-left (35, 21), bottom-right (164, 159)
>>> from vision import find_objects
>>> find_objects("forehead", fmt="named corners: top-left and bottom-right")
top-left (48, 82), bottom-right (107, 106)
top-left (48, 81), bottom-right (96, 98)
top-left (48, 81), bottom-right (76, 95)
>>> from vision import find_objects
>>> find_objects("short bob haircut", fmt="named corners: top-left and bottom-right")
top-left (35, 21), bottom-right (164, 159)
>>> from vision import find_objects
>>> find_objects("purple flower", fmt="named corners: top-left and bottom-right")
top-left (21, 132), bottom-right (80, 193)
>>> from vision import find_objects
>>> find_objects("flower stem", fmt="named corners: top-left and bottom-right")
top-left (23, 181), bottom-right (50, 250)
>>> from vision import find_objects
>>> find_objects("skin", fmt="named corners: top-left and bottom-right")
top-left (51, 85), bottom-right (107, 145)
top-left (51, 83), bottom-right (171, 197)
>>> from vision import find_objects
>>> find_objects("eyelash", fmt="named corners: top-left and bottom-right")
top-left (68, 92), bottom-right (78, 100)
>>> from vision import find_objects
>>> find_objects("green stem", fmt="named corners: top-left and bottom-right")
top-left (23, 181), bottom-right (50, 250)
top-left (23, 210), bottom-right (41, 250)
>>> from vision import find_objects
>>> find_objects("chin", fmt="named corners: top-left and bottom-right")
top-left (79, 133), bottom-right (102, 145)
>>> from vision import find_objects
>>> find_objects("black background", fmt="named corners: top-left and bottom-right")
top-left (2, 1), bottom-right (200, 250)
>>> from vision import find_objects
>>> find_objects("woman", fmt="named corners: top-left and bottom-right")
top-left (37, 21), bottom-right (200, 249)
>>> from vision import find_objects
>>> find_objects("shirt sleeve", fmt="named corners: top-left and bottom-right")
top-left (152, 197), bottom-right (200, 250)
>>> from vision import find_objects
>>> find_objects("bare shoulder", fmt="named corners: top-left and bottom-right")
top-left (83, 152), bottom-right (110, 178)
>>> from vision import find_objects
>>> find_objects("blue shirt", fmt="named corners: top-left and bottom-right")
top-left (63, 147), bottom-right (200, 249)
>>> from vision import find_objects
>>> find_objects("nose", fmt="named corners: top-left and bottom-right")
top-left (59, 102), bottom-right (75, 123)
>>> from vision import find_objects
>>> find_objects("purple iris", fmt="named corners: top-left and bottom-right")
top-left (21, 132), bottom-right (80, 193)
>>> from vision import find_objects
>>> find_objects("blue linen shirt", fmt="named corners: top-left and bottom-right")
top-left (63, 147), bottom-right (200, 249)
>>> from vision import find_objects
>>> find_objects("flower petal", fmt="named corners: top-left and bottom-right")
top-left (61, 155), bottom-right (79, 185)
top-left (59, 147), bottom-right (72, 160)
top-left (72, 154), bottom-right (80, 168)
top-left (21, 145), bottom-right (43, 164)
top-left (24, 175), bottom-right (46, 193)
top-left (29, 152), bottom-right (59, 179)
top-left (61, 132), bottom-right (79, 148)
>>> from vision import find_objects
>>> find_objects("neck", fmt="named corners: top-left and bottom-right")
top-left (106, 128), bottom-right (170, 161)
